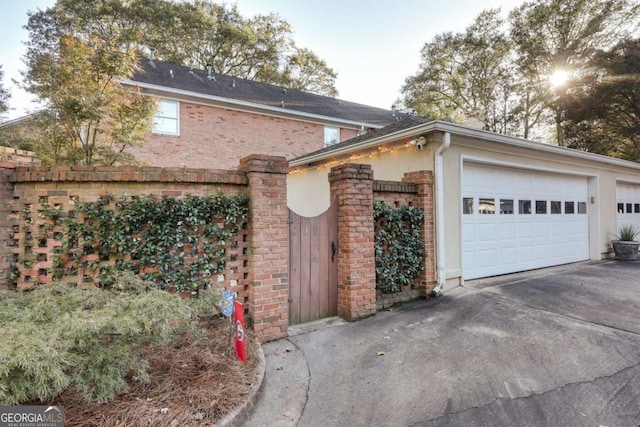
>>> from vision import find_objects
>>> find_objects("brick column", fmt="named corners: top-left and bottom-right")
top-left (0, 162), bottom-right (17, 290)
top-left (403, 170), bottom-right (436, 295)
top-left (329, 163), bottom-right (376, 321)
top-left (240, 155), bottom-right (290, 342)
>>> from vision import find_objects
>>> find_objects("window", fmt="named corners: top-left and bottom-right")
top-left (578, 202), bottom-right (587, 214)
top-left (565, 201), bottom-right (575, 214)
top-left (463, 197), bottom-right (474, 214)
top-left (153, 99), bottom-right (180, 135)
top-left (536, 200), bottom-right (547, 214)
top-left (635, 204), bottom-right (640, 214)
top-left (324, 126), bottom-right (340, 147)
top-left (550, 201), bottom-right (562, 214)
top-left (618, 203), bottom-right (624, 213)
top-left (500, 199), bottom-right (514, 214)
top-left (479, 198), bottom-right (495, 214)
top-left (519, 200), bottom-right (532, 214)
top-left (627, 203), bottom-right (633, 213)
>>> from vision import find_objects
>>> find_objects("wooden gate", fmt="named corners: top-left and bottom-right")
top-left (288, 201), bottom-right (338, 325)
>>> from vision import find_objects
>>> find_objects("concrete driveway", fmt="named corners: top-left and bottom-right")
top-left (245, 261), bottom-right (640, 426)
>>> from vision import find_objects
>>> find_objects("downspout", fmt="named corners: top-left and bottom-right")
top-left (433, 131), bottom-right (451, 295)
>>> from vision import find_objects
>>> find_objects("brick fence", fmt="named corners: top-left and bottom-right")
top-left (0, 151), bottom-right (435, 341)
top-left (0, 153), bottom-right (289, 342)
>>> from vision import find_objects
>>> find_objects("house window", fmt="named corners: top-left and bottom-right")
top-left (153, 99), bottom-right (180, 135)
top-left (550, 201), bottom-right (562, 214)
top-left (324, 126), bottom-right (340, 147)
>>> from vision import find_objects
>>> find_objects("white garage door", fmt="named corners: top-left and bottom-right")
top-left (616, 182), bottom-right (640, 234)
top-left (462, 163), bottom-right (589, 280)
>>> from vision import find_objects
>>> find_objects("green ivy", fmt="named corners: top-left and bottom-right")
top-left (35, 193), bottom-right (249, 292)
top-left (374, 201), bottom-right (425, 293)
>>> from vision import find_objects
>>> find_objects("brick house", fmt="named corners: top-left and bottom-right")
top-left (122, 58), bottom-right (410, 169)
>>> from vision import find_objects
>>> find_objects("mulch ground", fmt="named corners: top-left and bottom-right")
top-left (51, 318), bottom-right (261, 427)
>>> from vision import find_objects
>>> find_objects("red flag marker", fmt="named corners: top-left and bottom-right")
top-left (234, 300), bottom-right (247, 363)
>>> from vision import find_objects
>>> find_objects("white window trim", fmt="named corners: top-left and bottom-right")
top-left (153, 99), bottom-right (180, 136)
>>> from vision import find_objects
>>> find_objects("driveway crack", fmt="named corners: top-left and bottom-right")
top-left (419, 360), bottom-right (640, 425)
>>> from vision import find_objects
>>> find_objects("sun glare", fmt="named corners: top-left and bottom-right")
top-left (549, 69), bottom-right (569, 87)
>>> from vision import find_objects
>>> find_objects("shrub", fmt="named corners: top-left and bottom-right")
top-left (0, 277), bottom-right (193, 405)
top-left (617, 224), bottom-right (639, 241)
top-left (374, 201), bottom-right (425, 293)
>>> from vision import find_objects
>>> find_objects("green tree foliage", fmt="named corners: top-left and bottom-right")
top-left (563, 38), bottom-right (640, 161)
top-left (0, 66), bottom-right (9, 118)
top-left (403, 10), bottom-right (517, 134)
top-left (23, 1), bottom-right (156, 165)
top-left (0, 276), bottom-right (193, 405)
top-left (509, 0), bottom-right (640, 145)
top-left (402, 0), bottom-right (640, 146)
top-left (133, 0), bottom-right (337, 96)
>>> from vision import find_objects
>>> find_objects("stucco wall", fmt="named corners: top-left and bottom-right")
top-left (288, 142), bottom-right (434, 217)
top-left (128, 101), bottom-right (359, 169)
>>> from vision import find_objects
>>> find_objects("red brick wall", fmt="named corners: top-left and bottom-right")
top-left (3, 159), bottom-right (291, 343)
top-left (0, 149), bottom-right (39, 290)
top-left (128, 102), bottom-right (359, 169)
top-left (329, 163), bottom-right (377, 321)
top-left (403, 171), bottom-right (436, 293)
top-left (240, 155), bottom-right (290, 342)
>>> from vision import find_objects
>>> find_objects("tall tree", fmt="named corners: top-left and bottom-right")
top-left (402, 10), bottom-right (517, 134)
top-left (0, 66), bottom-right (9, 118)
top-left (23, 1), bottom-right (155, 165)
top-left (133, 0), bottom-right (338, 96)
top-left (509, 0), bottom-right (640, 145)
top-left (563, 38), bottom-right (640, 161)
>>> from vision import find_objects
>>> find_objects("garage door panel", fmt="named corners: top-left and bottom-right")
top-left (463, 163), bottom-right (589, 280)
top-left (616, 183), bottom-right (640, 235)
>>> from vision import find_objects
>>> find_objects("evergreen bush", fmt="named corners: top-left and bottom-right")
top-left (0, 275), bottom-right (193, 405)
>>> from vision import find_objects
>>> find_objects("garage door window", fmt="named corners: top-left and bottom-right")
top-left (519, 200), bottom-right (532, 214)
top-left (479, 198), bottom-right (495, 214)
top-left (578, 202), bottom-right (587, 214)
top-left (551, 201), bottom-right (562, 214)
top-left (565, 201), bottom-right (575, 214)
top-left (500, 199), bottom-right (514, 214)
top-left (536, 200), bottom-right (547, 214)
top-left (463, 197), bottom-right (474, 214)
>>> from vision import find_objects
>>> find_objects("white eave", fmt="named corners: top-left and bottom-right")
top-left (290, 120), bottom-right (640, 172)
top-left (120, 79), bottom-right (385, 130)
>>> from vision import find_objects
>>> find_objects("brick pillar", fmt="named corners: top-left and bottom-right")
top-left (403, 170), bottom-right (436, 295)
top-left (240, 155), bottom-right (290, 342)
top-left (329, 163), bottom-right (376, 321)
top-left (0, 162), bottom-right (17, 290)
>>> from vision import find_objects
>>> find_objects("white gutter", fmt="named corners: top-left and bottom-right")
top-left (120, 79), bottom-right (385, 130)
top-left (433, 132), bottom-right (450, 294)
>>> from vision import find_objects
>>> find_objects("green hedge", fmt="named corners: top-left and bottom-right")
top-left (374, 201), bottom-right (425, 293)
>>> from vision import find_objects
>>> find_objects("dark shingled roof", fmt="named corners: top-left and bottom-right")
top-left (293, 116), bottom-right (434, 163)
top-left (129, 58), bottom-right (406, 127)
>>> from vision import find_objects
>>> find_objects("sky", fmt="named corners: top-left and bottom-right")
top-left (0, 0), bottom-right (527, 120)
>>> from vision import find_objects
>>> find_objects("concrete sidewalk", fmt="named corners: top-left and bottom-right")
top-left (244, 261), bottom-right (640, 426)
